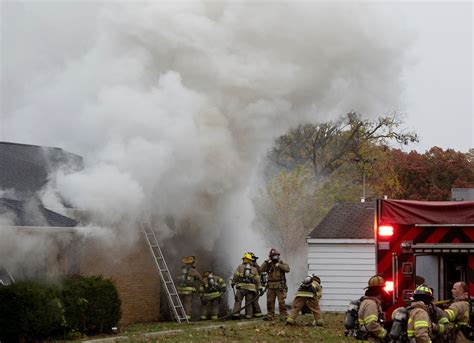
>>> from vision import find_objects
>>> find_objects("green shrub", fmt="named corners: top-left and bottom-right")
top-left (0, 281), bottom-right (65, 342)
top-left (62, 275), bottom-right (121, 335)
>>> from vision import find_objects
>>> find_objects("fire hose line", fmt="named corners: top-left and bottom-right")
top-left (218, 286), bottom-right (267, 321)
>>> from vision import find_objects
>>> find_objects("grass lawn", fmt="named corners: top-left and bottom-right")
top-left (118, 312), bottom-right (354, 342)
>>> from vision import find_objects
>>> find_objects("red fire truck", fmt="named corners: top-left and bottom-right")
top-left (375, 199), bottom-right (474, 316)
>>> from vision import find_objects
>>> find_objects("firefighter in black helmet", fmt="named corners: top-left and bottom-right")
top-left (247, 252), bottom-right (263, 318)
top-left (407, 284), bottom-right (433, 342)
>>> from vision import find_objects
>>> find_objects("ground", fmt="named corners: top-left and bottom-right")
top-left (100, 312), bottom-right (354, 342)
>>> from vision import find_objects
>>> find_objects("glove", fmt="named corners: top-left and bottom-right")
top-left (259, 288), bottom-right (265, 296)
top-left (275, 263), bottom-right (280, 268)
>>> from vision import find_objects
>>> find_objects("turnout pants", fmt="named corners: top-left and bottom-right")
top-left (267, 288), bottom-right (287, 318)
top-left (252, 295), bottom-right (263, 317)
top-left (287, 296), bottom-right (321, 323)
top-left (232, 288), bottom-right (257, 319)
top-left (200, 297), bottom-right (220, 320)
top-left (179, 293), bottom-right (193, 320)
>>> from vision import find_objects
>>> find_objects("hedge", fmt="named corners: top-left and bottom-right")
top-left (62, 275), bottom-right (121, 335)
top-left (0, 275), bottom-right (121, 341)
top-left (0, 281), bottom-right (65, 342)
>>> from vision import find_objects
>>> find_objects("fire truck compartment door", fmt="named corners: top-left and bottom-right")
top-left (415, 255), bottom-right (439, 299)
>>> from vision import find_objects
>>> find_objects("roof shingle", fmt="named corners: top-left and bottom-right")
top-left (308, 202), bottom-right (375, 239)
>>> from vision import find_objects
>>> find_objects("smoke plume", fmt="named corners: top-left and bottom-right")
top-left (1, 1), bottom-right (410, 280)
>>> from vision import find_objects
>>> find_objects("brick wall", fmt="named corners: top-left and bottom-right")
top-left (79, 235), bottom-right (160, 325)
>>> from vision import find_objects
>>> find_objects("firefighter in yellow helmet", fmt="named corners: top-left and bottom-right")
top-left (198, 271), bottom-right (227, 320)
top-left (231, 252), bottom-right (262, 319)
top-left (356, 275), bottom-right (387, 342)
top-left (444, 281), bottom-right (470, 342)
top-left (177, 256), bottom-right (203, 321)
top-left (261, 248), bottom-right (290, 321)
top-left (286, 274), bottom-right (323, 326)
top-left (406, 284), bottom-right (433, 342)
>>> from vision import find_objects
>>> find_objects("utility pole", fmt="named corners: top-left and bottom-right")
top-left (353, 157), bottom-right (376, 202)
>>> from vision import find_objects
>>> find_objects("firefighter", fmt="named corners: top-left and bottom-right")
top-left (444, 281), bottom-right (470, 342)
top-left (261, 248), bottom-right (290, 321)
top-left (286, 274), bottom-right (323, 326)
top-left (406, 284), bottom-right (433, 342)
top-left (198, 271), bottom-right (226, 320)
top-left (356, 275), bottom-right (387, 342)
top-left (248, 252), bottom-right (264, 318)
top-left (177, 255), bottom-right (202, 321)
top-left (231, 253), bottom-right (263, 319)
top-left (426, 287), bottom-right (449, 343)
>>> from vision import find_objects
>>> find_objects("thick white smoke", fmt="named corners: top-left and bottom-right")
top-left (1, 1), bottom-right (410, 275)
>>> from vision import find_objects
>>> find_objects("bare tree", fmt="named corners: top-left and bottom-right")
top-left (269, 111), bottom-right (418, 179)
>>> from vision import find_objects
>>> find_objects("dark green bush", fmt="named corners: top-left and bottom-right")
top-left (61, 275), bottom-right (121, 335)
top-left (0, 281), bottom-right (65, 342)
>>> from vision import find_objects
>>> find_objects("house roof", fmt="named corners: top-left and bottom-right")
top-left (308, 201), bottom-right (375, 239)
top-left (0, 198), bottom-right (77, 227)
top-left (0, 141), bottom-right (82, 197)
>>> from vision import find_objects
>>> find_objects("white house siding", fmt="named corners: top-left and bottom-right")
top-left (307, 238), bottom-right (375, 312)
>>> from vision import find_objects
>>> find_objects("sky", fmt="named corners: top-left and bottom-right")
top-left (396, 1), bottom-right (473, 153)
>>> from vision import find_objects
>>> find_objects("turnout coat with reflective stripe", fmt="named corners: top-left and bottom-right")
top-left (407, 301), bottom-right (432, 343)
top-left (444, 297), bottom-right (470, 342)
top-left (358, 296), bottom-right (387, 341)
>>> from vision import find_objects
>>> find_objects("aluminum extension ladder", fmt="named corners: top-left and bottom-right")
top-left (142, 224), bottom-right (189, 323)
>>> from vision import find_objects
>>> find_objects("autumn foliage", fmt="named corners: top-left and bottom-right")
top-left (384, 147), bottom-right (474, 200)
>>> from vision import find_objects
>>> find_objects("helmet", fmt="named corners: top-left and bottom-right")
top-left (182, 256), bottom-right (195, 264)
top-left (311, 274), bottom-right (321, 284)
top-left (414, 284), bottom-right (433, 297)
top-left (248, 252), bottom-right (258, 261)
top-left (269, 248), bottom-right (280, 258)
top-left (242, 253), bottom-right (253, 261)
top-left (367, 275), bottom-right (386, 288)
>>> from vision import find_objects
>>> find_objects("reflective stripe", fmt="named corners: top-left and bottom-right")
top-left (236, 283), bottom-right (257, 291)
top-left (445, 309), bottom-right (455, 321)
top-left (414, 320), bottom-right (429, 328)
top-left (376, 329), bottom-right (386, 338)
top-left (295, 291), bottom-right (314, 298)
top-left (407, 329), bottom-right (414, 337)
top-left (202, 291), bottom-right (221, 300)
top-left (363, 314), bottom-right (378, 323)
